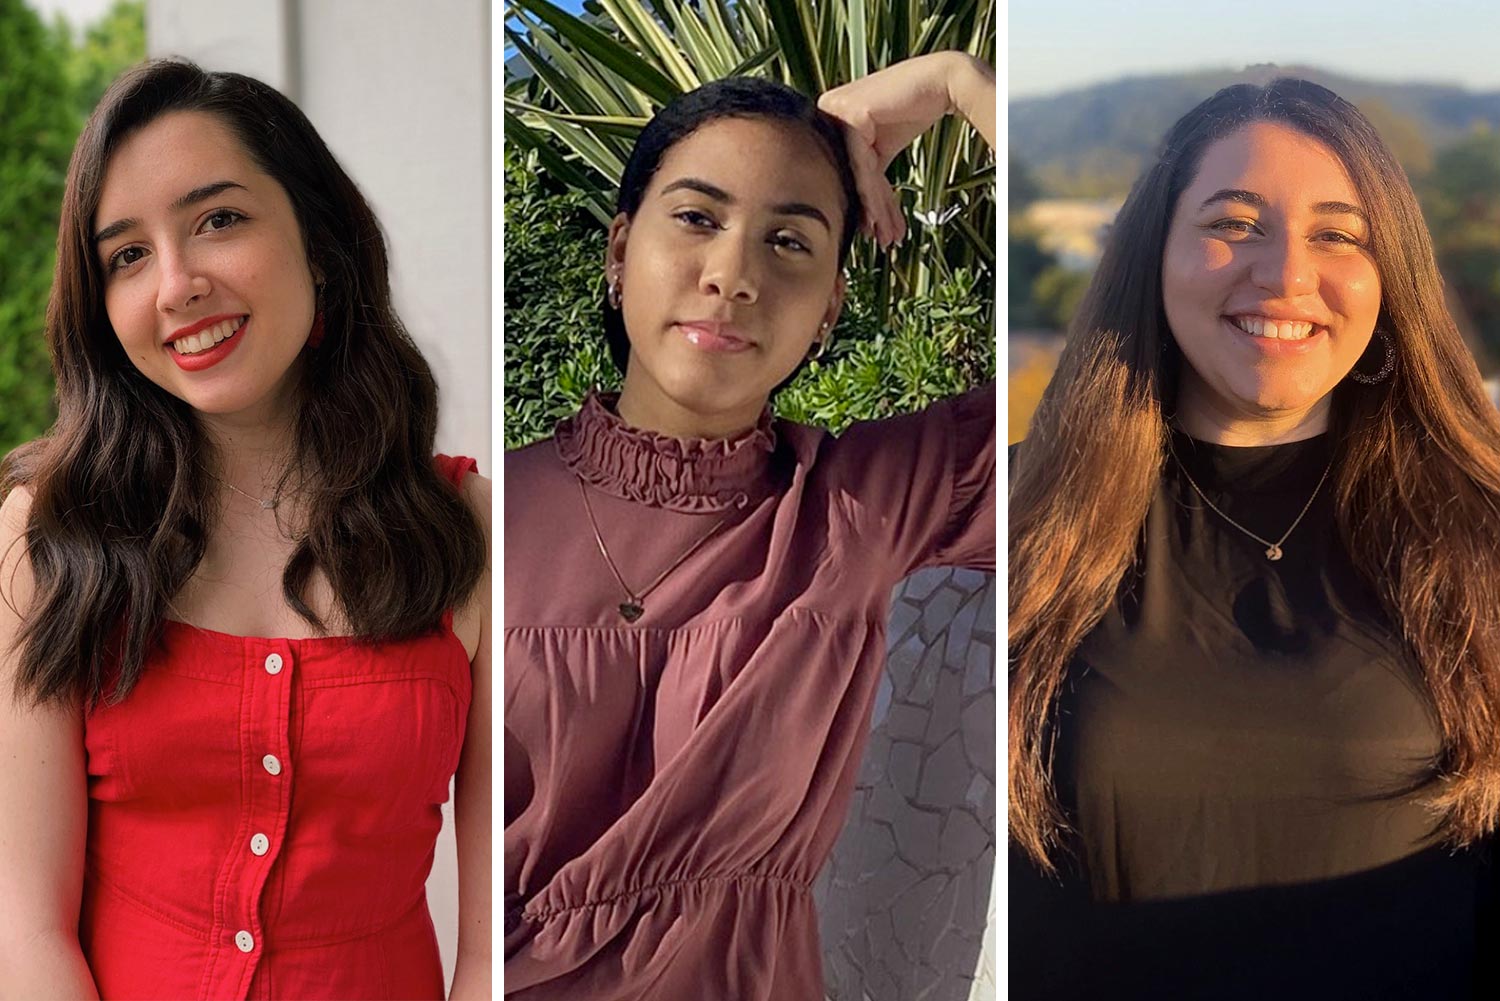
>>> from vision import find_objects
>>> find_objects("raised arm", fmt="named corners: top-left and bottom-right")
top-left (817, 51), bottom-right (996, 248)
top-left (448, 472), bottom-right (492, 1000)
top-left (0, 486), bottom-right (99, 1000)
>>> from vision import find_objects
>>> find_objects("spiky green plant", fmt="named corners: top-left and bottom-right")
top-left (502, 0), bottom-right (995, 325)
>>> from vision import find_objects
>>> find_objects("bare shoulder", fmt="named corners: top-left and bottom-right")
top-left (0, 485), bottom-right (37, 615)
top-left (451, 471), bottom-right (491, 664)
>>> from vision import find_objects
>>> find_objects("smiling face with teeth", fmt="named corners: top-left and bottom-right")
top-left (1161, 121), bottom-right (1383, 442)
top-left (94, 110), bottom-right (318, 425)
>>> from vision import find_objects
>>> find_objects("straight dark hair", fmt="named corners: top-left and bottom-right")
top-left (4, 59), bottom-right (486, 709)
top-left (602, 75), bottom-right (863, 381)
top-left (1009, 78), bottom-right (1500, 871)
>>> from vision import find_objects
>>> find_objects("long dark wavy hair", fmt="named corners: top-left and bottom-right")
top-left (4, 59), bottom-right (486, 709)
top-left (1009, 78), bottom-right (1500, 871)
top-left (603, 76), bottom-right (863, 385)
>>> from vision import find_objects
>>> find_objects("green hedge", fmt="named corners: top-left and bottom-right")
top-left (502, 144), bottom-right (994, 449)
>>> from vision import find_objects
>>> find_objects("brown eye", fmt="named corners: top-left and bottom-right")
top-left (108, 246), bottom-right (146, 272)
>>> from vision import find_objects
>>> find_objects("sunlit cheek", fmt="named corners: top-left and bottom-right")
top-left (1324, 263), bottom-right (1382, 326)
top-left (1198, 239), bottom-right (1236, 274)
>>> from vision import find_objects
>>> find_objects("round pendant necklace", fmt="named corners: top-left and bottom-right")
top-left (1169, 440), bottom-right (1333, 561)
top-left (576, 477), bottom-right (740, 622)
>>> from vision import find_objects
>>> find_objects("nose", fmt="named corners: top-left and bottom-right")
top-left (1251, 230), bottom-right (1316, 296)
top-left (698, 233), bottom-right (759, 304)
top-left (154, 246), bottom-right (212, 315)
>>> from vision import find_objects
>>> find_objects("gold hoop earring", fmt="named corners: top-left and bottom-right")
top-left (811, 321), bottom-right (832, 360)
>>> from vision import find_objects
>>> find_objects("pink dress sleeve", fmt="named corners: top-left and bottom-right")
top-left (824, 382), bottom-right (996, 580)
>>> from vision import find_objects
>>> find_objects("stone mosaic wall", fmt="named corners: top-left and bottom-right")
top-left (815, 567), bottom-right (997, 1001)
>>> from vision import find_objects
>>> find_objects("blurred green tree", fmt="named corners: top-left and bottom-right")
top-left (0, 0), bottom-right (144, 453)
top-left (0, 0), bottom-right (76, 451)
top-left (1420, 127), bottom-right (1500, 369)
top-left (64, 0), bottom-right (146, 119)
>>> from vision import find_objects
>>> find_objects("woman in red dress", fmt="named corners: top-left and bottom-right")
top-left (0, 60), bottom-right (491, 999)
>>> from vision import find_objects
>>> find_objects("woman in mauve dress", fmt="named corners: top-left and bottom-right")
top-left (505, 52), bottom-right (996, 999)
top-left (0, 60), bottom-right (491, 999)
top-left (1010, 78), bottom-right (1500, 998)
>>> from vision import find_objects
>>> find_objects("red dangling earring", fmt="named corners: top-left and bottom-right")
top-left (307, 310), bottom-right (326, 349)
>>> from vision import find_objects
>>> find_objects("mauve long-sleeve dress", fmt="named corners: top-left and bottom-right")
top-left (503, 385), bottom-right (995, 999)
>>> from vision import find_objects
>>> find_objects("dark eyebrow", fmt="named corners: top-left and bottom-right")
top-left (1198, 188), bottom-right (1368, 224)
top-left (93, 180), bottom-right (249, 244)
top-left (658, 176), bottom-right (832, 232)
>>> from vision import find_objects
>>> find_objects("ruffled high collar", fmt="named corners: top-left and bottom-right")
top-left (554, 392), bottom-right (777, 513)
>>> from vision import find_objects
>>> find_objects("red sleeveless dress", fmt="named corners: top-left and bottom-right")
top-left (79, 455), bottom-right (476, 1000)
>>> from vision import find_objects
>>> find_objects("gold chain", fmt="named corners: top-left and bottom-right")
top-left (576, 477), bottom-right (740, 621)
top-left (1168, 441), bottom-right (1332, 562)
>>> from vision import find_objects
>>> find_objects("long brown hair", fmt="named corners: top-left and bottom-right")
top-left (1010, 78), bottom-right (1500, 871)
top-left (4, 59), bottom-right (486, 709)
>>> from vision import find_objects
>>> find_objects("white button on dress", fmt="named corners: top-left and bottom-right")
top-left (262, 754), bottom-right (282, 776)
top-left (235, 930), bottom-right (255, 953)
top-left (264, 653), bottom-right (283, 675)
top-left (250, 833), bottom-right (269, 856)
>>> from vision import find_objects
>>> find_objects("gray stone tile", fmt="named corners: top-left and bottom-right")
top-left (886, 598), bottom-right (921, 643)
top-left (938, 808), bottom-right (990, 865)
top-left (961, 693), bottom-right (995, 781)
top-left (963, 641), bottom-right (992, 697)
top-left (887, 633), bottom-right (926, 694)
top-left (891, 805), bottom-right (941, 871)
top-left (964, 772), bottom-right (992, 812)
top-left (951, 567), bottom-right (988, 590)
top-left (916, 733), bottom-right (970, 807)
top-left (882, 702), bottom-right (930, 742)
top-left (899, 567), bottom-right (950, 602)
top-left (888, 740), bottom-right (922, 800)
top-left (859, 733), bottom-right (891, 785)
top-left (890, 873), bottom-right (949, 942)
top-left (943, 588), bottom-right (983, 666)
top-left (866, 856), bottom-right (920, 911)
top-left (926, 667), bottom-right (963, 745)
top-left (908, 642), bottom-right (944, 702)
top-left (871, 669), bottom-right (893, 727)
top-left (919, 586), bottom-right (964, 643)
top-left (866, 782), bottom-right (905, 824)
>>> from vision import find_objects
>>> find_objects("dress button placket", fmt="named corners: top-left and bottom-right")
top-left (206, 642), bottom-right (296, 999)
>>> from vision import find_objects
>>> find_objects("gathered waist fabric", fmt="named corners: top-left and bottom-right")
top-left (506, 871), bottom-right (820, 1000)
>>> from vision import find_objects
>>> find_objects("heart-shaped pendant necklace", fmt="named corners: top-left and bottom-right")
top-left (577, 478), bottom-right (737, 623)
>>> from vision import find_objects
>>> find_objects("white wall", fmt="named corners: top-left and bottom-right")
top-left (147, 0), bottom-right (490, 991)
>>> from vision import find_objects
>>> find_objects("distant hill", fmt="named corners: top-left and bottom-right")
top-left (1011, 67), bottom-right (1500, 197)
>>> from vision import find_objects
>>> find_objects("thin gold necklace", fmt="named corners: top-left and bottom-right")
top-left (214, 474), bottom-right (280, 510)
top-left (576, 477), bottom-right (739, 622)
top-left (1169, 440), bottom-right (1333, 562)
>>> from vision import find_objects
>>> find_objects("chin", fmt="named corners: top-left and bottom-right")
top-left (657, 361), bottom-right (765, 413)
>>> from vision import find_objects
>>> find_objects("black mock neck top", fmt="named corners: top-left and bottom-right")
top-left (1010, 429), bottom-right (1498, 999)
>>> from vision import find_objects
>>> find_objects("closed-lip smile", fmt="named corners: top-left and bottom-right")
top-left (675, 320), bottom-right (755, 351)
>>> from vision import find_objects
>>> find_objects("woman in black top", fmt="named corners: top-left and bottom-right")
top-left (1009, 79), bottom-right (1500, 998)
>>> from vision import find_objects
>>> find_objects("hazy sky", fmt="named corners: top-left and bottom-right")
top-left (26, 0), bottom-right (115, 29)
top-left (1010, 0), bottom-right (1500, 98)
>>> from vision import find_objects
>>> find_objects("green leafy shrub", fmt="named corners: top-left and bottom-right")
top-left (0, 0), bottom-right (145, 454)
top-left (0, 0), bottom-right (76, 451)
top-left (503, 143), bottom-right (994, 448)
